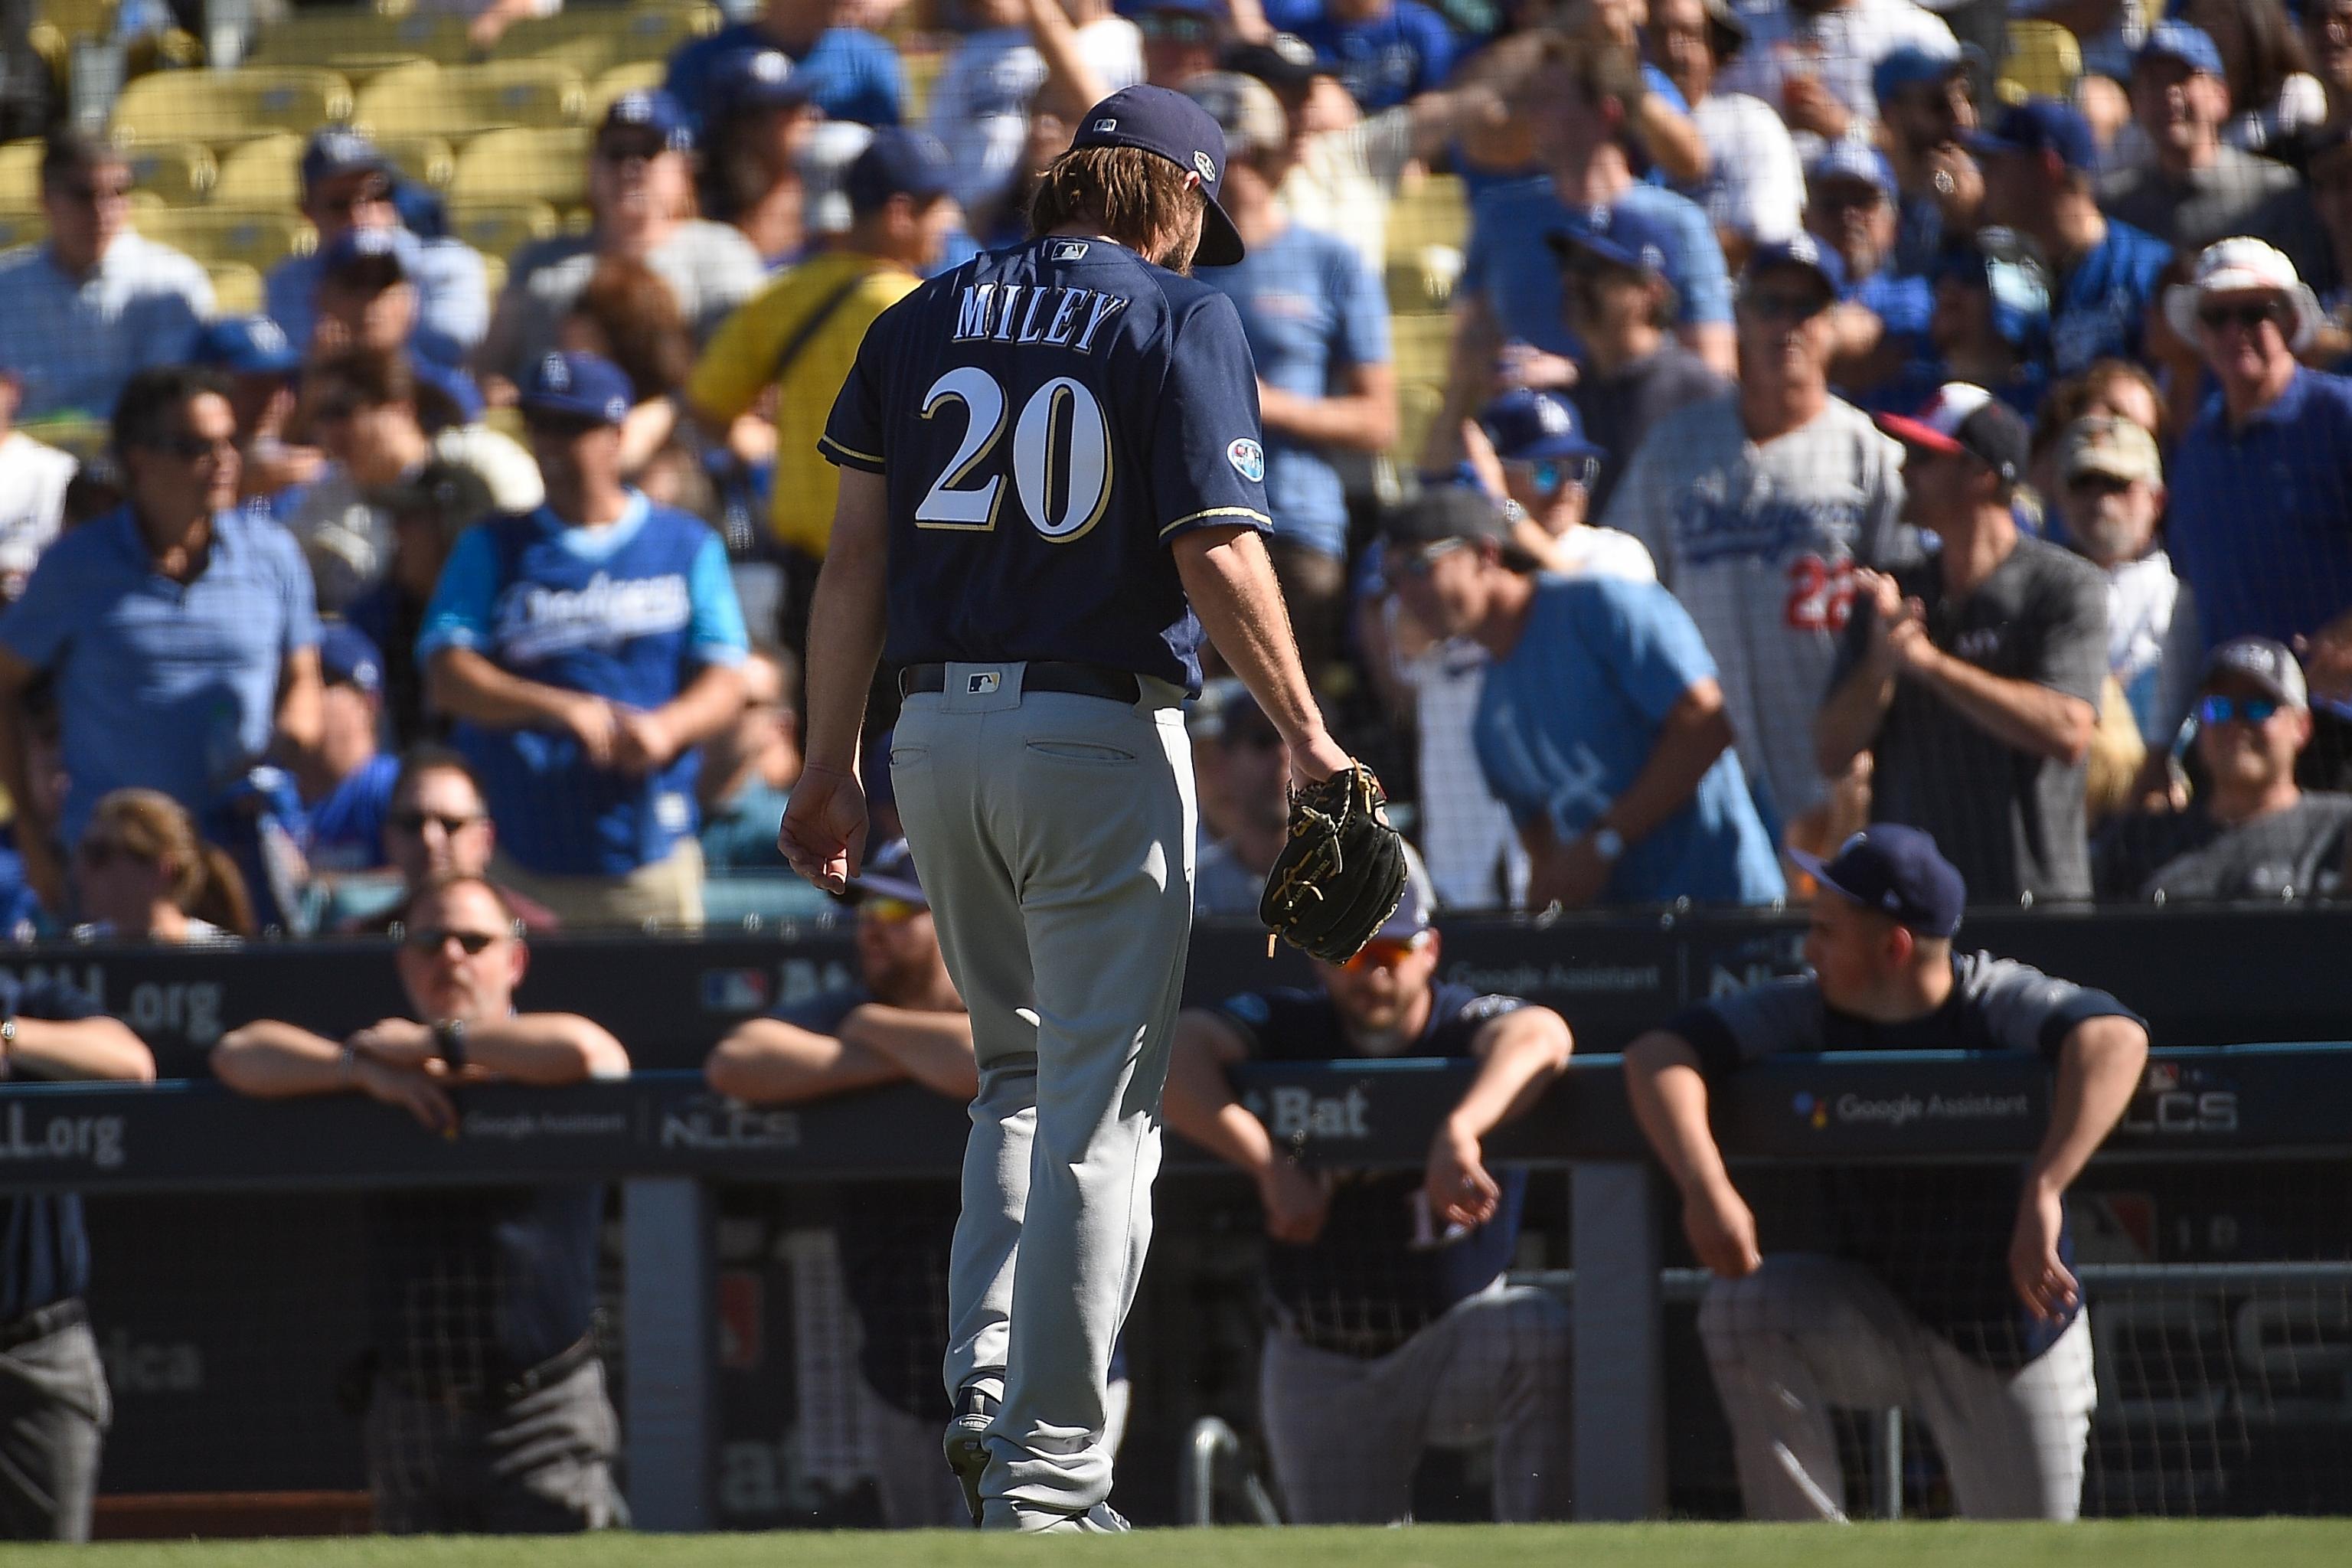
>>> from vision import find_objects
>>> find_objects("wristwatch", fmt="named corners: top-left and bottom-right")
top-left (433, 1018), bottom-right (469, 1071)
top-left (0, 1015), bottom-right (15, 1077)
top-left (1587, 827), bottom-right (1625, 864)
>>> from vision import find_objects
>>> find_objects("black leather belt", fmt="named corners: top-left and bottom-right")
top-left (0, 1297), bottom-right (86, 1351)
top-left (900, 662), bottom-right (1140, 704)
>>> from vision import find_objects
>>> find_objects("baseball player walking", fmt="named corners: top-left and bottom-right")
top-left (1622, 826), bottom-right (2150, 1519)
top-left (779, 85), bottom-right (1357, 1532)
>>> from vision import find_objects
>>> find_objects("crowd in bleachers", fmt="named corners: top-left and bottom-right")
top-left (2, 0), bottom-right (2352, 935)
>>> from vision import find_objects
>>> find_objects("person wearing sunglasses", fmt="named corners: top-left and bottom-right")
top-left (328, 744), bottom-right (557, 935)
top-left (0, 129), bottom-right (211, 423)
top-left (2094, 638), bottom-right (2352, 901)
top-left (0, 366), bottom-right (325, 917)
top-left (1475, 387), bottom-right (1651, 582)
top-left (2164, 238), bottom-right (2352, 758)
top-left (1161, 845), bottom-right (1576, 1521)
top-left (708, 839), bottom-right (1109, 1527)
top-left (1385, 485), bottom-right (1785, 911)
top-left (1602, 237), bottom-right (1913, 864)
top-left (67, 788), bottom-right (253, 944)
top-left (213, 873), bottom-right (629, 1534)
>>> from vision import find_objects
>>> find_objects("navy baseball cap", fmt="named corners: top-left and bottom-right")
top-left (1544, 201), bottom-right (1678, 276)
top-left (318, 622), bottom-right (384, 697)
top-left (1070, 83), bottom-right (1245, 266)
top-left (518, 351), bottom-right (633, 426)
top-left (2138, 20), bottom-right (2225, 78)
top-left (841, 838), bottom-right (926, 907)
top-left (1807, 140), bottom-right (1896, 201)
top-left (318, 225), bottom-right (409, 289)
top-left (1224, 32), bottom-right (1323, 92)
top-left (1743, 233), bottom-right (1846, 299)
top-left (1872, 44), bottom-right (1967, 106)
top-left (302, 128), bottom-right (391, 191)
top-left (714, 48), bottom-right (816, 116)
top-left (601, 88), bottom-right (694, 153)
top-left (845, 126), bottom-right (954, 217)
top-left (1967, 96), bottom-right (2096, 172)
top-left (190, 314), bottom-right (302, 375)
top-left (1791, 825), bottom-right (1966, 937)
top-left (1479, 387), bottom-right (1602, 463)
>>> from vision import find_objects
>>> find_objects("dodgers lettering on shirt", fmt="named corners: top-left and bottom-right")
top-left (416, 496), bottom-right (749, 877)
top-left (822, 234), bottom-right (1271, 694)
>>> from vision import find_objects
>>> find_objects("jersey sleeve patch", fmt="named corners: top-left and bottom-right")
top-left (1458, 993), bottom-right (1528, 1026)
top-left (1226, 437), bottom-right (1266, 483)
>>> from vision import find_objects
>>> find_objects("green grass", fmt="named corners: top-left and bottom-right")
top-left (5, 1521), bottom-right (2350, 1568)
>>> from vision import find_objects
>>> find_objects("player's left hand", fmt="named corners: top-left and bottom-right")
top-left (2009, 1181), bottom-right (2079, 1321)
top-left (778, 765), bottom-right (870, 893)
top-left (1425, 1119), bottom-right (1500, 1230)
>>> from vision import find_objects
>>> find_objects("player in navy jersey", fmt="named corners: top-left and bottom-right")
top-left (780, 84), bottom-right (1361, 1532)
top-left (1161, 851), bottom-right (1576, 1522)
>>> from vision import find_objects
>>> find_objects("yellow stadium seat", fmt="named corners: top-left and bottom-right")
top-left (17, 414), bottom-right (106, 462)
top-left (448, 126), bottom-right (593, 208)
top-left (207, 261), bottom-right (264, 315)
top-left (1387, 173), bottom-right (1468, 260)
top-left (2002, 20), bottom-right (2082, 103)
top-left (1395, 383), bottom-right (1446, 468)
top-left (325, 51), bottom-right (441, 85)
top-left (34, 0), bottom-right (115, 41)
top-left (498, 2), bottom-right (720, 79)
top-left (902, 51), bottom-right (944, 120)
top-left (447, 199), bottom-right (561, 262)
top-left (354, 60), bottom-right (588, 140)
top-left (0, 212), bottom-right (46, 252)
top-left (481, 251), bottom-right (508, 299)
top-left (377, 136), bottom-right (458, 191)
top-left (1389, 313), bottom-right (1457, 387)
top-left (0, 140), bottom-right (41, 210)
top-left (136, 207), bottom-right (317, 273)
top-left (588, 61), bottom-right (665, 122)
top-left (210, 135), bottom-right (305, 208)
top-left (112, 67), bottom-right (354, 145)
top-left (247, 10), bottom-right (476, 69)
top-left (123, 140), bottom-right (217, 206)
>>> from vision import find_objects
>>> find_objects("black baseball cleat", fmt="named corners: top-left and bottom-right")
top-left (942, 1382), bottom-right (1000, 1526)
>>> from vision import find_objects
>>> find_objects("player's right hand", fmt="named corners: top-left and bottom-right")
top-left (1256, 1159), bottom-right (1331, 1246)
top-left (1684, 1177), bottom-right (1762, 1279)
top-left (777, 765), bottom-right (870, 894)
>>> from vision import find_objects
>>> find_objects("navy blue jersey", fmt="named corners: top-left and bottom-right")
top-left (364, 1183), bottom-right (604, 1388)
top-left (0, 974), bottom-right (106, 1322)
top-left (821, 234), bottom-right (1272, 694)
top-left (1213, 981), bottom-right (1530, 1358)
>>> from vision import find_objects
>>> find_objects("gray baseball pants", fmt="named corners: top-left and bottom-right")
top-left (364, 1355), bottom-right (624, 1534)
top-left (860, 1374), bottom-right (1132, 1529)
top-left (1259, 1282), bottom-right (1573, 1524)
top-left (1699, 1253), bottom-right (2097, 1521)
top-left (0, 1317), bottom-right (107, 1540)
top-left (890, 663), bottom-right (1197, 1518)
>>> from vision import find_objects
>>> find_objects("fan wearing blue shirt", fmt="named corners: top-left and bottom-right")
top-left (665, 0), bottom-right (904, 136)
top-left (1295, 0), bottom-right (1456, 113)
top-left (1804, 142), bottom-right (1931, 381)
top-left (0, 366), bottom-right (325, 918)
top-left (1379, 486), bottom-right (1785, 908)
top-left (418, 352), bottom-right (750, 929)
top-left (1188, 71), bottom-right (1396, 674)
top-left (301, 623), bottom-right (403, 874)
top-left (1446, 35), bottom-right (1733, 466)
top-left (0, 973), bottom-right (153, 1541)
top-left (1971, 97), bottom-right (2170, 379)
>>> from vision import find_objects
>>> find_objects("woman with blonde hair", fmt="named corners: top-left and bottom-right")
top-left (70, 789), bottom-right (254, 944)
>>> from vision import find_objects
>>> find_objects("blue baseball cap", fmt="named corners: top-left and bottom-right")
top-left (318, 622), bottom-right (384, 696)
top-left (1935, 234), bottom-right (2051, 348)
top-left (601, 88), bottom-right (694, 153)
top-left (844, 126), bottom-right (954, 217)
top-left (1544, 201), bottom-right (1678, 276)
top-left (2137, 20), bottom-right (2224, 78)
top-left (189, 314), bottom-right (302, 376)
top-left (301, 128), bottom-right (391, 192)
top-left (1966, 96), bottom-right (2096, 172)
top-left (841, 838), bottom-right (926, 907)
top-left (1478, 388), bottom-right (1604, 464)
top-left (518, 351), bottom-right (633, 426)
top-left (1070, 83), bottom-right (1245, 266)
top-left (1872, 44), bottom-right (1967, 107)
top-left (1743, 233), bottom-right (1847, 299)
top-left (714, 48), bottom-right (817, 116)
top-left (1372, 841), bottom-right (1436, 942)
top-left (1790, 825), bottom-right (1966, 937)
top-left (1807, 141), bottom-right (1896, 200)
top-left (317, 224), bottom-right (410, 289)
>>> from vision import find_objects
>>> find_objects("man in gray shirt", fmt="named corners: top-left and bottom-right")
top-left (2095, 637), bottom-right (2352, 901)
top-left (2099, 24), bottom-right (2333, 289)
top-left (1819, 383), bottom-right (2108, 903)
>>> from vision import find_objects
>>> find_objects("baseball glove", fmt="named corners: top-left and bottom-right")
top-left (1259, 763), bottom-right (1410, 964)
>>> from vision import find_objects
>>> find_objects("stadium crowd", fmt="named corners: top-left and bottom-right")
top-left (1, 0), bottom-right (2351, 933)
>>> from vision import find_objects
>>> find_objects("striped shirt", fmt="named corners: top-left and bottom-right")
top-left (0, 233), bottom-right (214, 420)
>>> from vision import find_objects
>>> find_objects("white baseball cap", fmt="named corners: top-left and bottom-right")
top-left (2162, 236), bottom-right (2323, 351)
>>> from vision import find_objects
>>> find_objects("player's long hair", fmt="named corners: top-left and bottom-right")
top-left (1027, 146), bottom-right (1205, 270)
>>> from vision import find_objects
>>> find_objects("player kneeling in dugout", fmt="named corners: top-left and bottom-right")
top-left (1624, 825), bottom-right (2149, 1521)
top-left (212, 872), bottom-right (632, 1534)
top-left (1162, 848), bottom-right (1576, 1524)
